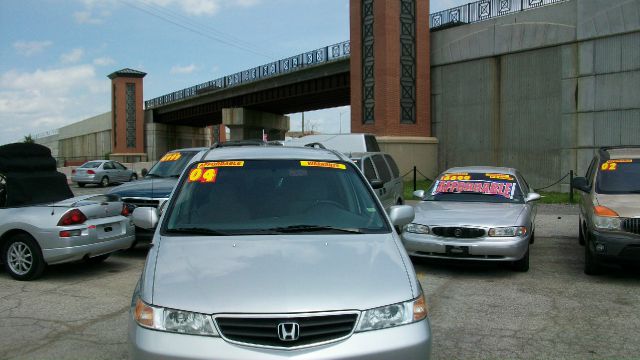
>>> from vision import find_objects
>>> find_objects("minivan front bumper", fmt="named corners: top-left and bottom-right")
top-left (129, 318), bottom-right (432, 360)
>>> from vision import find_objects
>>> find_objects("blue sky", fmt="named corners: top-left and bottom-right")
top-left (0, 0), bottom-right (466, 145)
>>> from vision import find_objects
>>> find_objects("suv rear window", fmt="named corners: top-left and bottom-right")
top-left (163, 160), bottom-right (388, 235)
top-left (596, 159), bottom-right (640, 194)
top-left (384, 154), bottom-right (400, 178)
top-left (372, 155), bottom-right (391, 183)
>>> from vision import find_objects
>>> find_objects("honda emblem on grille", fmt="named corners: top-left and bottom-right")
top-left (454, 228), bottom-right (463, 237)
top-left (277, 322), bottom-right (300, 341)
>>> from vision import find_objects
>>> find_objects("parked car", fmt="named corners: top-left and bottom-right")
top-left (107, 147), bottom-right (207, 242)
top-left (284, 133), bottom-right (380, 154)
top-left (0, 143), bottom-right (135, 281)
top-left (402, 166), bottom-right (540, 272)
top-left (572, 146), bottom-right (640, 275)
top-left (351, 152), bottom-right (404, 210)
top-left (71, 160), bottom-right (137, 187)
top-left (128, 145), bottom-right (431, 359)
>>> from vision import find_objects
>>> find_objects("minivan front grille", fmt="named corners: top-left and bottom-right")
top-left (622, 218), bottom-right (640, 235)
top-left (122, 198), bottom-right (160, 208)
top-left (432, 227), bottom-right (485, 238)
top-left (215, 313), bottom-right (358, 348)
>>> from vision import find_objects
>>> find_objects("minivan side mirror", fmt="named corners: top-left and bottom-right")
top-left (132, 207), bottom-right (159, 230)
top-left (388, 205), bottom-right (415, 227)
top-left (369, 179), bottom-right (384, 189)
top-left (413, 190), bottom-right (425, 199)
top-left (525, 192), bottom-right (541, 202)
top-left (571, 177), bottom-right (590, 193)
top-left (141, 168), bottom-right (148, 177)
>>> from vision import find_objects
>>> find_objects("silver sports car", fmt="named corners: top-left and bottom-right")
top-left (402, 166), bottom-right (540, 272)
top-left (0, 143), bottom-right (135, 281)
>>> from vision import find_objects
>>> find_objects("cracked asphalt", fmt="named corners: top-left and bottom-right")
top-left (1, 195), bottom-right (639, 359)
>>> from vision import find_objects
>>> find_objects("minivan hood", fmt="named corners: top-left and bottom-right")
top-left (413, 201), bottom-right (525, 227)
top-left (151, 234), bottom-right (413, 314)
top-left (107, 178), bottom-right (177, 199)
top-left (596, 194), bottom-right (640, 218)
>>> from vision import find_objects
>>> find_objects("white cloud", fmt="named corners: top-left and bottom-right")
top-left (93, 57), bottom-right (116, 66)
top-left (13, 40), bottom-right (53, 56)
top-left (170, 64), bottom-right (197, 74)
top-left (60, 48), bottom-right (85, 64)
top-left (143, 0), bottom-right (260, 16)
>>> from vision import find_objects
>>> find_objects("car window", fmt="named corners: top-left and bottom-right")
top-left (147, 151), bottom-right (200, 178)
top-left (372, 155), bottom-right (391, 183)
top-left (595, 159), bottom-right (640, 194)
top-left (363, 158), bottom-right (377, 180)
top-left (423, 171), bottom-right (525, 204)
top-left (114, 162), bottom-right (126, 170)
top-left (80, 161), bottom-right (102, 168)
top-left (163, 159), bottom-right (389, 235)
top-left (103, 162), bottom-right (114, 170)
top-left (383, 154), bottom-right (400, 179)
top-left (516, 171), bottom-right (530, 194)
top-left (365, 135), bottom-right (380, 152)
top-left (586, 156), bottom-right (598, 185)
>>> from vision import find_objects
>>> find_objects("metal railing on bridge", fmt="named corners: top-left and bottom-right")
top-left (144, 40), bottom-right (351, 110)
top-left (430, 0), bottom-right (568, 30)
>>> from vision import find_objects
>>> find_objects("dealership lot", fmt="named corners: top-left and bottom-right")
top-left (1, 189), bottom-right (639, 359)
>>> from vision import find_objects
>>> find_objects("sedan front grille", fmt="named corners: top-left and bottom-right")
top-left (215, 313), bottom-right (358, 349)
top-left (622, 218), bottom-right (640, 235)
top-left (122, 198), bottom-right (160, 208)
top-left (432, 227), bottom-right (485, 238)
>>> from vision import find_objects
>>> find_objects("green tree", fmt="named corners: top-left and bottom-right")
top-left (23, 134), bottom-right (34, 143)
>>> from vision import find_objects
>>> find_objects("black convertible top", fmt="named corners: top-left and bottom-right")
top-left (0, 143), bottom-right (74, 207)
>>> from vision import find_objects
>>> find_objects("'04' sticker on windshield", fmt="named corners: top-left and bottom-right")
top-left (160, 153), bottom-right (181, 162)
top-left (188, 168), bottom-right (218, 183)
top-left (300, 161), bottom-right (346, 170)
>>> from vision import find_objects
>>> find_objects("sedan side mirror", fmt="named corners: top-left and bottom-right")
top-left (525, 192), bottom-right (541, 202)
top-left (571, 177), bottom-right (590, 193)
top-left (388, 205), bottom-right (415, 227)
top-left (369, 179), bottom-right (384, 190)
top-left (141, 168), bottom-right (148, 177)
top-left (132, 207), bottom-right (159, 230)
top-left (413, 190), bottom-right (425, 199)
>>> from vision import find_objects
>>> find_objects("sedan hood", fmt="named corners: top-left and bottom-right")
top-left (107, 178), bottom-right (177, 199)
top-left (151, 234), bottom-right (413, 314)
top-left (413, 201), bottom-right (525, 227)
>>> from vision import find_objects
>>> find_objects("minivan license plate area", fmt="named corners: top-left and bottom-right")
top-left (446, 245), bottom-right (469, 257)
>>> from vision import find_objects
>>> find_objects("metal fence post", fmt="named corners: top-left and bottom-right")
top-left (569, 170), bottom-right (574, 203)
top-left (413, 166), bottom-right (417, 191)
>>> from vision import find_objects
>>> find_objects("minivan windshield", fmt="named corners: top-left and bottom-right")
top-left (146, 151), bottom-right (200, 178)
top-left (423, 172), bottom-right (525, 204)
top-left (596, 159), bottom-right (640, 194)
top-left (164, 159), bottom-right (389, 235)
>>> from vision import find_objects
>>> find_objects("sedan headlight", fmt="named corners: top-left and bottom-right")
top-left (356, 293), bottom-right (428, 332)
top-left (134, 297), bottom-right (218, 336)
top-left (488, 226), bottom-right (527, 237)
top-left (404, 223), bottom-right (430, 234)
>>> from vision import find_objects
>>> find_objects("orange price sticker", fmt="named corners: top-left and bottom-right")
top-left (160, 153), bottom-right (182, 162)
top-left (188, 168), bottom-right (218, 183)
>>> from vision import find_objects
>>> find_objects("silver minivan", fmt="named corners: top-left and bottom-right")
top-left (351, 152), bottom-right (404, 210)
top-left (129, 146), bottom-right (431, 359)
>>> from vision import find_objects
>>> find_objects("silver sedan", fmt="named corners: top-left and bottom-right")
top-left (71, 160), bottom-right (137, 187)
top-left (402, 166), bottom-right (540, 272)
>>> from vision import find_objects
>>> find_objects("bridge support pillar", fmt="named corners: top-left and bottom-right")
top-left (222, 108), bottom-right (290, 141)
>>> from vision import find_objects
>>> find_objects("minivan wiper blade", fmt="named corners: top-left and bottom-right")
top-left (165, 227), bottom-right (229, 236)
top-left (266, 225), bottom-right (365, 234)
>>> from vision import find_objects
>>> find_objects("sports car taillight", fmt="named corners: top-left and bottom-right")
top-left (121, 203), bottom-right (135, 216)
top-left (58, 209), bottom-right (87, 226)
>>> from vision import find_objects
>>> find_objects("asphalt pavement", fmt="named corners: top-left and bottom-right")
top-left (1, 190), bottom-right (639, 359)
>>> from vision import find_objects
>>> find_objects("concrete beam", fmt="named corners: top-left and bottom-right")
top-left (222, 108), bottom-right (290, 141)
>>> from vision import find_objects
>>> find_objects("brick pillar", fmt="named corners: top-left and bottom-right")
top-left (350, 0), bottom-right (431, 137)
top-left (108, 68), bottom-right (147, 161)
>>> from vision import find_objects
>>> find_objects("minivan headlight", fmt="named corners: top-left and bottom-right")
top-left (356, 293), bottom-right (428, 332)
top-left (134, 297), bottom-right (218, 336)
top-left (488, 226), bottom-right (527, 237)
top-left (404, 223), bottom-right (430, 234)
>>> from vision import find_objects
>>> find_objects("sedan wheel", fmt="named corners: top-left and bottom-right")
top-left (2, 234), bottom-right (45, 281)
top-left (511, 248), bottom-right (530, 272)
top-left (100, 176), bottom-right (109, 187)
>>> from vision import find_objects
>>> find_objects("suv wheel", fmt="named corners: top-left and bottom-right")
top-left (2, 234), bottom-right (46, 281)
top-left (584, 238), bottom-right (602, 276)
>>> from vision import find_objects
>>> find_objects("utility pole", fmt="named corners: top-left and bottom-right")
top-left (301, 112), bottom-right (305, 135)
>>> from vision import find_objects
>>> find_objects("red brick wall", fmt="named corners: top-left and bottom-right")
top-left (111, 77), bottom-right (145, 154)
top-left (350, 0), bottom-right (431, 137)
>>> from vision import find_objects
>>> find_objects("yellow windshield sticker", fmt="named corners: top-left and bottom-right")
top-left (441, 173), bottom-right (471, 181)
top-left (601, 162), bottom-right (618, 171)
top-left (300, 161), bottom-right (346, 170)
top-left (197, 161), bottom-right (245, 168)
top-left (188, 168), bottom-right (218, 183)
top-left (160, 153), bottom-right (181, 162)
top-left (485, 173), bottom-right (514, 181)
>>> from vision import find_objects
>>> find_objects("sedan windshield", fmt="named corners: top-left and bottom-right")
top-left (423, 172), bottom-right (524, 204)
top-left (164, 159), bottom-right (388, 235)
top-left (146, 151), bottom-right (200, 178)
top-left (596, 159), bottom-right (640, 194)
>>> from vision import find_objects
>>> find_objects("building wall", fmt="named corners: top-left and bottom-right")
top-left (431, 0), bottom-right (640, 191)
top-left (56, 112), bottom-right (112, 165)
